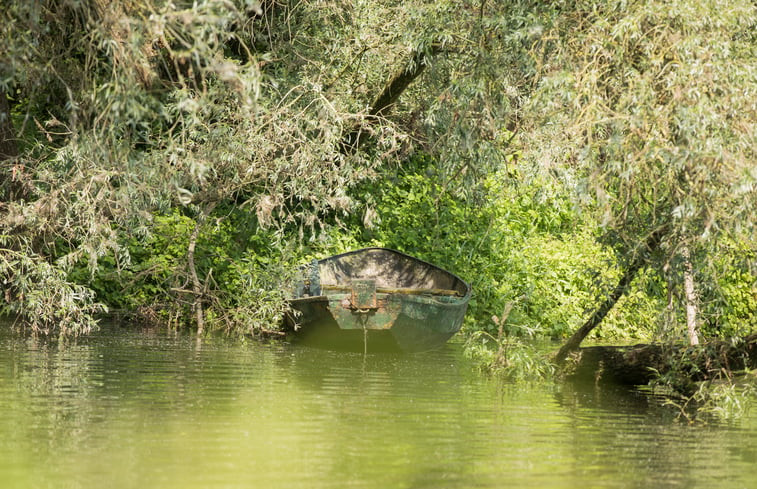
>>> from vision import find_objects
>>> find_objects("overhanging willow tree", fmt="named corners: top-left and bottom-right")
top-left (2, 0), bottom-right (753, 342)
top-left (2, 0), bottom-right (528, 335)
top-left (520, 0), bottom-right (757, 360)
top-left (0, 0), bottom-right (397, 335)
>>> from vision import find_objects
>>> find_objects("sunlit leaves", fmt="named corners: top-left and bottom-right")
top-left (517, 0), bottom-right (756, 339)
top-left (0, 236), bottom-right (106, 337)
top-left (1, 0), bottom-right (754, 339)
top-left (523, 0), bottom-right (756, 255)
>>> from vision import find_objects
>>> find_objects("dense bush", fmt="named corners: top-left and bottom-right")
top-left (344, 154), bottom-right (662, 341)
top-left (66, 207), bottom-right (296, 335)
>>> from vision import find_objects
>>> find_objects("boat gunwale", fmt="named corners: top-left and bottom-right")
top-left (289, 290), bottom-right (468, 308)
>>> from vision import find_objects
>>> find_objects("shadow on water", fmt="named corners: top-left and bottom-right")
top-left (289, 321), bottom-right (403, 353)
top-left (555, 378), bottom-right (664, 417)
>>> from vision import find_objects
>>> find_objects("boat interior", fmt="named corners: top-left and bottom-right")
top-left (317, 248), bottom-right (469, 296)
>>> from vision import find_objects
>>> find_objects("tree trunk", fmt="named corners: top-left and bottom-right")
top-left (0, 90), bottom-right (21, 203)
top-left (186, 203), bottom-right (217, 335)
top-left (0, 91), bottom-right (17, 161)
top-left (341, 47), bottom-right (438, 153)
top-left (187, 217), bottom-right (205, 335)
top-left (554, 229), bottom-right (665, 364)
top-left (368, 48), bottom-right (436, 118)
top-left (554, 258), bottom-right (645, 364)
top-left (665, 273), bottom-right (676, 334)
top-left (682, 248), bottom-right (699, 346)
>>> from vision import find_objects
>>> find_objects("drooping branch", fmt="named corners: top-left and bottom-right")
top-left (554, 228), bottom-right (666, 364)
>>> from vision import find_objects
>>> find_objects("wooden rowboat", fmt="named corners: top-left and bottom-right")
top-left (286, 248), bottom-right (471, 352)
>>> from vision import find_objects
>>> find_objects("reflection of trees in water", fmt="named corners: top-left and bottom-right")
top-left (273, 344), bottom-right (487, 486)
top-left (1, 327), bottom-right (268, 450)
top-left (3, 334), bottom-right (100, 456)
top-left (2, 324), bottom-right (755, 488)
top-left (553, 380), bottom-right (757, 487)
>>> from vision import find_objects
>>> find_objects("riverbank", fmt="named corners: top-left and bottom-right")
top-left (561, 334), bottom-right (757, 388)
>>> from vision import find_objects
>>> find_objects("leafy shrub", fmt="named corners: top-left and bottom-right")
top-left (346, 153), bottom-right (655, 341)
top-left (700, 242), bottom-right (757, 338)
top-left (68, 206), bottom-right (299, 335)
top-left (1, 236), bottom-right (106, 338)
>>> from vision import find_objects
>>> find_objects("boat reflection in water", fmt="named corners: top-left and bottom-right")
top-left (286, 248), bottom-right (471, 353)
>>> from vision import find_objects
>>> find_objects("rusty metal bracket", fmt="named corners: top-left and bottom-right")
top-left (350, 279), bottom-right (377, 311)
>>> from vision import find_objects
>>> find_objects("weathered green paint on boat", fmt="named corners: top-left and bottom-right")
top-left (286, 248), bottom-right (471, 352)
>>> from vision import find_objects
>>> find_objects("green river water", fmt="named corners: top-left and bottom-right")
top-left (1, 323), bottom-right (755, 489)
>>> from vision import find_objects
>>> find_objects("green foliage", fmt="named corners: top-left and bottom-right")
top-left (0, 236), bottom-right (106, 338)
top-left (653, 353), bottom-right (756, 424)
top-left (68, 207), bottom-right (298, 335)
top-left (1, 0), bottom-right (754, 345)
top-left (523, 0), bottom-right (757, 300)
top-left (68, 211), bottom-right (195, 312)
top-left (599, 268), bottom-right (665, 341)
top-left (210, 254), bottom-right (296, 337)
top-left (699, 241), bottom-right (757, 338)
top-left (1, 0), bottom-right (399, 335)
top-left (690, 379), bottom-right (756, 422)
top-left (345, 153), bottom-right (654, 342)
top-left (711, 270), bottom-right (757, 337)
top-left (464, 331), bottom-right (556, 382)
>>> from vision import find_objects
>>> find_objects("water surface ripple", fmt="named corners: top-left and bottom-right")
top-left (0, 325), bottom-right (755, 489)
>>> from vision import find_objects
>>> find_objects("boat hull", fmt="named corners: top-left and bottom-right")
top-left (287, 248), bottom-right (471, 352)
